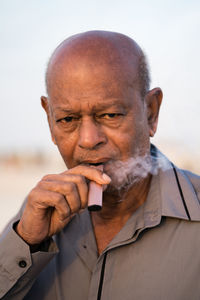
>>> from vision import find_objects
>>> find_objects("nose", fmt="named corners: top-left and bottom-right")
top-left (78, 117), bottom-right (106, 150)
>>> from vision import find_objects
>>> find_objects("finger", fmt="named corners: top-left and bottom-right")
top-left (29, 188), bottom-right (71, 221)
top-left (38, 180), bottom-right (83, 214)
top-left (63, 165), bottom-right (111, 184)
top-left (65, 174), bottom-right (88, 208)
top-left (42, 174), bottom-right (88, 208)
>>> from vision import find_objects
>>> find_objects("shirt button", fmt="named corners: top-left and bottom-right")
top-left (18, 260), bottom-right (27, 268)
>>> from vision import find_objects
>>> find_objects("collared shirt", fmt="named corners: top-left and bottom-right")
top-left (0, 149), bottom-right (200, 300)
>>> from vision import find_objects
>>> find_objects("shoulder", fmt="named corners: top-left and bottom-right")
top-left (152, 145), bottom-right (200, 220)
top-left (181, 169), bottom-right (200, 200)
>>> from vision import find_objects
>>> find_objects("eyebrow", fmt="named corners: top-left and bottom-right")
top-left (54, 108), bottom-right (73, 113)
top-left (53, 99), bottom-right (127, 113)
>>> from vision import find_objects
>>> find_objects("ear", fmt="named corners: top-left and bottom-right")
top-left (41, 96), bottom-right (57, 145)
top-left (145, 88), bottom-right (163, 137)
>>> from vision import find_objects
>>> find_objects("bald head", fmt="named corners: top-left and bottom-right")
top-left (45, 31), bottom-right (150, 99)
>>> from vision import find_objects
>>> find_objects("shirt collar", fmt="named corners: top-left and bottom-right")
top-left (155, 147), bottom-right (200, 221)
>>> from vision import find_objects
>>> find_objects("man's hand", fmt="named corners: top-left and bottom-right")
top-left (16, 165), bottom-right (111, 245)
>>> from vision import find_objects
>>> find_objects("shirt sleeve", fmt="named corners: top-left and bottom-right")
top-left (0, 221), bottom-right (58, 299)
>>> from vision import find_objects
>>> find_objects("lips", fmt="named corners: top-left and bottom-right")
top-left (80, 158), bottom-right (110, 166)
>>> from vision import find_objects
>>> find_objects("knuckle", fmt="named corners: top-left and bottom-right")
top-left (66, 182), bottom-right (76, 194)
top-left (28, 187), bottom-right (38, 201)
top-left (42, 174), bottom-right (53, 181)
top-left (60, 208), bottom-right (70, 220)
top-left (55, 193), bottom-right (64, 205)
top-left (26, 188), bottom-right (42, 208)
top-left (37, 180), bottom-right (45, 189)
top-left (75, 175), bottom-right (86, 185)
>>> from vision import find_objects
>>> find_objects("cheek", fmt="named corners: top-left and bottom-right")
top-left (53, 127), bottom-right (78, 167)
top-left (131, 120), bottom-right (150, 155)
top-left (101, 126), bottom-right (135, 160)
top-left (114, 116), bottom-right (150, 158)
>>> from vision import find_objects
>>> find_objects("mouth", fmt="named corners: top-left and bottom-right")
top-left (80, 158), bottom-right (110, 166)
top-left (88, 162), bottom-right (103, 166)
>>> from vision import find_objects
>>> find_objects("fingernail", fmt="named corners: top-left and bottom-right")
top-left (102, 173), bottom-right (111, 183)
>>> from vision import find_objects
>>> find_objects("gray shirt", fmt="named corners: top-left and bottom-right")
top-left (1, 150), bottom-right (200, 300)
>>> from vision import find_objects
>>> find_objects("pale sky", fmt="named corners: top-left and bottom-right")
top-left (1, 0), bottom-right (200, 154)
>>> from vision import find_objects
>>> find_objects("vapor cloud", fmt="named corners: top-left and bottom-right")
top-left (104, 149), bottom-right (171, 192)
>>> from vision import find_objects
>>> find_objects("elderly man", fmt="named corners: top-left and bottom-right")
top-left (0, 31), bottom-right (200, 300)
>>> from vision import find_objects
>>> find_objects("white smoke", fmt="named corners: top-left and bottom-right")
top-left (104, 148), bottom-right (171, 192)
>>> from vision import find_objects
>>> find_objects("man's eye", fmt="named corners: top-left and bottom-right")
top-left (101, 113), bottom-right (121, 119)
top-left (63, 116), bottom-right (73, 123)
top-left (56, 116), bottom-right (74, 123)
top-left (106, 113), bottom-right (117, 118)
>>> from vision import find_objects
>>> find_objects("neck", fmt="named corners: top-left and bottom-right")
top-left (91, 174), bottom-right (152, 223)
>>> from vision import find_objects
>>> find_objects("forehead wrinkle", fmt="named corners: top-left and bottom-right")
top-left (48, 75), bottom-right (137, 107)
top-left (51, 97), bottom-right (128, 116)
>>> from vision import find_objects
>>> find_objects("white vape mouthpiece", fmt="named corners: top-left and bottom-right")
top-left (88, 164), bottom-right (103, 211)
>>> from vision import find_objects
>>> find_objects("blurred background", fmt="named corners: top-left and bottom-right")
top-left (1, 0), bottom-right (200, 232)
